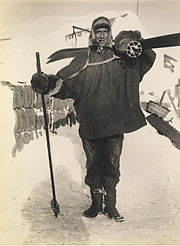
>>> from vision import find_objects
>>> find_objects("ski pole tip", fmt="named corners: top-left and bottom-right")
top-left (51, 199), bottom-right (60, 218)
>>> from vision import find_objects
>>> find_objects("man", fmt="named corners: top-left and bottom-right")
top-left (31, 16), bottom-right (156, 222)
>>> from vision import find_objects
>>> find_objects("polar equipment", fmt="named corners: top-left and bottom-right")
top-left (47, 32), bottom-right (180, 63)
top-left (36, 52), bottom-right (60, 218)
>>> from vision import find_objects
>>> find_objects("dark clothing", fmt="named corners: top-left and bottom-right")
top-left (54, 47), bottom-right (156, 139)
top-left (51, 44), bottom-right (156, 192)
top-left (50, 29), bottom-right (156, 192)
top-left (82, 134), bottom-right (123, 189)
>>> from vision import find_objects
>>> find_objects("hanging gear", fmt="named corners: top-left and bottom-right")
top-left (53, 110), bottom-right (61, 129)
top-left (14, 132), bottom-right (24, 152)
top-left (34, 92), bottom-right (42, 109)
top-left (18, 108), bottom-right (27, 132)
top-left (13, 86), bottom-right (20, 109)
top-left (18, 86), bottom-right (25, 108)
top-left (67, 112), bottom-right (76, 127)
top-left (29, 131), bottom-right (34, 141)
top-left (25, 108), bottom-right (36, 131)
top-left (23, 132), bottom-right (31, 144)
top-left (14, 109), bottom-right (20, 133)
top-left (12, 86), bottom-right (25, 109)
top-left (59, 110), bottom-right (67, 126)
top-left (12, 132), bottom-right (24, 158)
top-left (36, 115), bottom-right (44, 130)
top-left (23, 85), bottom-right (32, 108)
top-left (30, 87), bottom-right (36, 108)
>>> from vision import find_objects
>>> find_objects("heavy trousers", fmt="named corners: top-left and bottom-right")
top-left (82, 134), bottom-right (124, 190)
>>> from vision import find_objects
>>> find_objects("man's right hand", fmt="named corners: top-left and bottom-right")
top-left (31, 73), bottom-right (50, 94)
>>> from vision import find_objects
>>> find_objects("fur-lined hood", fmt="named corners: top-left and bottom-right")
top-left (88, 16), bottom-right (113, 48)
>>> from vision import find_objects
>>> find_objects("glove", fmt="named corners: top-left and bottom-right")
top-left (114, 30), bottom-right (142, 55)
top-left (31, 73), bottom-right (50, 94)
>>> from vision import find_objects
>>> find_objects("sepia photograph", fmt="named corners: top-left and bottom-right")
top-left (0, 0), bottom-right (180, 245)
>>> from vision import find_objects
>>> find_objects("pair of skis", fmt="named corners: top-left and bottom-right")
top-left (47, 32), bottom-right (180, 63)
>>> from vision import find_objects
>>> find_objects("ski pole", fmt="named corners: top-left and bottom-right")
top-left (36, 52), bottom-right (60, 218)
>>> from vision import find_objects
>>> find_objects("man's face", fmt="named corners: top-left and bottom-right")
top-left (94, 27), bottom-right (109, 47)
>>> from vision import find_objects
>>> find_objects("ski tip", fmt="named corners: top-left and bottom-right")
top-left (46, 59), bottom-right (52, 64)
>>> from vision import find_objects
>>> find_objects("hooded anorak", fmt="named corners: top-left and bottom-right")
top-left (53, 17), bottom-right (156, 139)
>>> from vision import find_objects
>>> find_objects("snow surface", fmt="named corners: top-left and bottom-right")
top-left (0, 10), bottom-right (180, 245)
